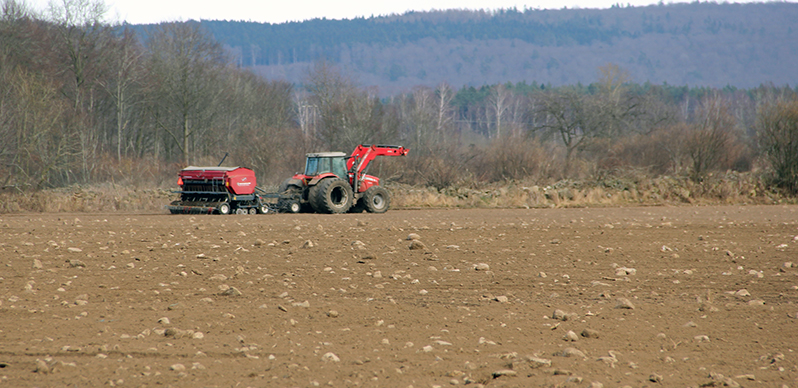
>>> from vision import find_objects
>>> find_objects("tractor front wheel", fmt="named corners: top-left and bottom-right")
top-left (363, 186), bottom-right (390, 213)
top-left (310, 178), bottom-right (353, 214)
top-left (278, 182), bottom-right (305, 213)
top-left (218, 202), bottom-right (231, 215)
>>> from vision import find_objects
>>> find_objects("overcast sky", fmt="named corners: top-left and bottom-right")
top-left (27, 0), bottom-right (744, 25)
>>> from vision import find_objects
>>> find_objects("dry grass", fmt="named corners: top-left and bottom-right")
top-left (0, 171), bottom-right (792, 214)
top-left (0, 184), bottom-right (173, 213)
top-left (389, 171), bottom-right (792, 209)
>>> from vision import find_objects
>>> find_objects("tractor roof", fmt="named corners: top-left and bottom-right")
top-left (306, 152), bottom-right (348, 158)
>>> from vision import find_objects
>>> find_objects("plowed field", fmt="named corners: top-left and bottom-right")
top-left (1, 206), bottom-right (797, 387)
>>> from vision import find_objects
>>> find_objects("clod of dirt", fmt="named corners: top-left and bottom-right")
top-left (564, 330), bottom-right (579, 341)
top-left (581, 329), bottom-right (600, 339)
top-left (492, 369), bottom-right (517, 378)
top-left (557, 347), bottom-right (587, 359)
top-left (474, 263), bottom-right (490, 271)
top-left (649, 373), bottom-right (663, 383)
top-left (220, 287), bottom-right (242, 296)
top-left (67, 259), bottom-right (86, 268)
top-left (597, 351), bottom-right (619, 367)
top-left (478, 337), bottom-right (497, 345)
top-left (527, 356), bottom-right (552, 368)
top-left (495, 296), bottom-right (509, 303)
top-left (327, 310), bottom-right (339, 318)
top-left (32, 259), bottom-right (43, 269)
top-left (302, 240), bottom-right (314, 249)
top-left (707, 372), bottom-right (740, 387)
top-left (615, 267), bottom-right (637, 276)
top-left (170, 364), bottom-right (186, 371)
top-left (157, 317), bottom-right (170, 325)
top-left (409, 240), bottom-right (427, 250)
top-left (407, 233), bottom-right (421, 241)
top-left (615, 298), bottom-right (635, 309)
top-left (34, 359), bottom-right (50, 374)
top-left (322, 352), bottom-right (340, 362)
top-left (552, 309), bottom-right (578, 321)
top-left (694, 335), bottom-right (711, 342)
top-left (163, 327), bottom-right (194, 339)
top-left (67, 247), bottom-right (82, 253)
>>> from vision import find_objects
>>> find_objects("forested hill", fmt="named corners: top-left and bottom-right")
top-left (147, 2), bottom-right (795, 95)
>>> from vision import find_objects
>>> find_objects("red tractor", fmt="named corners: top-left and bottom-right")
top-left (277, 144), bottom-right (409, 214)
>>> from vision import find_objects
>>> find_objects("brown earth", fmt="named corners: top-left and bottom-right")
top-left (1, 206), bottom-right (797, 388)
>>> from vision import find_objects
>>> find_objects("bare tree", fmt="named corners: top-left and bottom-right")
top-left (146, 22), bottom-right (226, 165)
top-left (435, 82), bottom-right (455, 133)
top-left (534, 88), bottom-right (593, 177)
top-left (488, 84), bottom-right (511, 139)
top-left (685, 95), bottom-right (737, 182)
top-left (46, 0), bottom-right (112, 181)
top-left (304, 61), bottom-right (392, 151)
top-left (98, 27), bottom-right (145, 160)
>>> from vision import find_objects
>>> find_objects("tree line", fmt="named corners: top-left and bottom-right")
top-left (1, 0), bottom-right (797, 194)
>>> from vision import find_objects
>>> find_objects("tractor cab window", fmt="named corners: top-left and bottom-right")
top-left (304, 157), bottom-right (320, 176)
top-left (331, 157), bottom-right (347, 179)
top-left (304, 156), bottom-right (347, 178)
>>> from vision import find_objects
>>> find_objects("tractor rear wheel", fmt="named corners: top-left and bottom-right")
top-left (310, 178), bottom-right (353, 214)
top-left (363, 186), bottom-right (390, 213)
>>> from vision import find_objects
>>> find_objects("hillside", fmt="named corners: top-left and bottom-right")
top-left (187, 2), bottom-right (798, 95)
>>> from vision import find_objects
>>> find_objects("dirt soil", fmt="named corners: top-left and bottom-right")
top-left (1, 206), bottom-right (797, 388)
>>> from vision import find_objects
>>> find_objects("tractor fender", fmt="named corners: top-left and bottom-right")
top-left (285, 178), bottom-right (304, 187)
top-left (308, 173), bottom-right (339, 186)
top-left (280, 177), bottom-right (305, 193)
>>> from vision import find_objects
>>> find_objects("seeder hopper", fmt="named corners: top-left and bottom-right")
top-left (167, 166), bottom-right (271, 214)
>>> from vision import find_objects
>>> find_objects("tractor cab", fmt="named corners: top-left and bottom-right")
top-left (304, 152), bottom-right (349, 179)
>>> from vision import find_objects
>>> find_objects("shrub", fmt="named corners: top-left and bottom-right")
top-left (757, 99), bottom-right (798, 193)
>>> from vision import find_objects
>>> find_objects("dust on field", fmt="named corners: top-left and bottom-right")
top-left (1, 207), bottom-right (797, 387)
